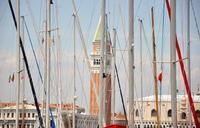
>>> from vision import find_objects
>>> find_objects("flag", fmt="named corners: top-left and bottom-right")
top-left (158, 72), bottom-right (162, 82)
top-left (8, 73), bottom-right (15, 83)
top-left (11, 73), bottom-right (15, 82)
top-left (8, 75), bottom-right (11, 83)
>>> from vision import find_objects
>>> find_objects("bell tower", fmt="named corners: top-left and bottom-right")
top-left (90, 17), bottom-right (112, 124)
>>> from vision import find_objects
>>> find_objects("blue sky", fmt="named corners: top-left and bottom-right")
top-left (0, 0), bottom-right (200, 113)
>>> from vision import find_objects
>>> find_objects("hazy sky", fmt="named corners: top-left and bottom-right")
top-left (0, 0), bottom-right (200, 113)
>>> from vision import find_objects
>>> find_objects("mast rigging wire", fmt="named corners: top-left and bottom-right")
top-left (116, 33), bottom-right (128, 80)
top-left (24, 18), bottom-right (43, 83)
top-left (25, 0), bottom-right (44, 58)
top-left (86, 0), bottom-right (97, 43)
top-left (115, 33), bottom-right (129, 94)
top-left (114, 64), bottom-right (128, 125)
top-left (141, 22), bottom-right (153, 60)
top-left (75, 58), bottom-right (89, 111)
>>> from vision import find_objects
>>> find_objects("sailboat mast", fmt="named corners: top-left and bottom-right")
top-left (186, 0), bottom-right (192, 127)
top-left (73, 13), bottom-right (76, 128)
top-left (99, 0), bottom-right (106, 127)
top-left (139, 19), bottom-right (143, 128)
top-left (21, 16), bottom-right (25, 128)
top-left (103, 14), bottom-right (109, 125)
top-left (55, 1), bottom-right (63, 127)
top-left (128, 0), bottom-right (134, 127)
top-left (111, 28), bottom-right (116, 124)
top-left (43, 19), bottom-right (47, 124)
top-left (170, 0), bottom-right (177, 127)
top-left (16, 0), bottom-right (20, 127)
top-left (46, 0), bottom-right (51, 127)
top-left (151, 7), bottom-right (160, 128)
top-left (159, 0), bottom-right (165, 122)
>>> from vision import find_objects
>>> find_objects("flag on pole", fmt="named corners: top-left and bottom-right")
top-left (11, 73), bottom-right (15, 82)
top-left (8, 75), bottom-right (11, 83)
top-left (8, 73), bottom-right (15, 83)
top-left (158, 72), bottom-right (162, 82)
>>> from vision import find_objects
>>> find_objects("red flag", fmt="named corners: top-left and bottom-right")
top-left (158, 72), bottom-right (162, 82)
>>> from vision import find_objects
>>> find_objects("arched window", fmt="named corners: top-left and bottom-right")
top-left (136, 109), bottom-right (139, 117)
top-left (93, 59), bottom-right (96, 65)
top-left (181, 112), bottom-right (186, 119)
top-left (151, 109), bottom-right (157, 117)
top-left (97, 59), bottom-right (100, 65)
top-left (196, 110), bottom-right (200, 118)
top-left (93, 59), bottom-right (100, 65)
top-left (167, 109), bottom-right (172, 117)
